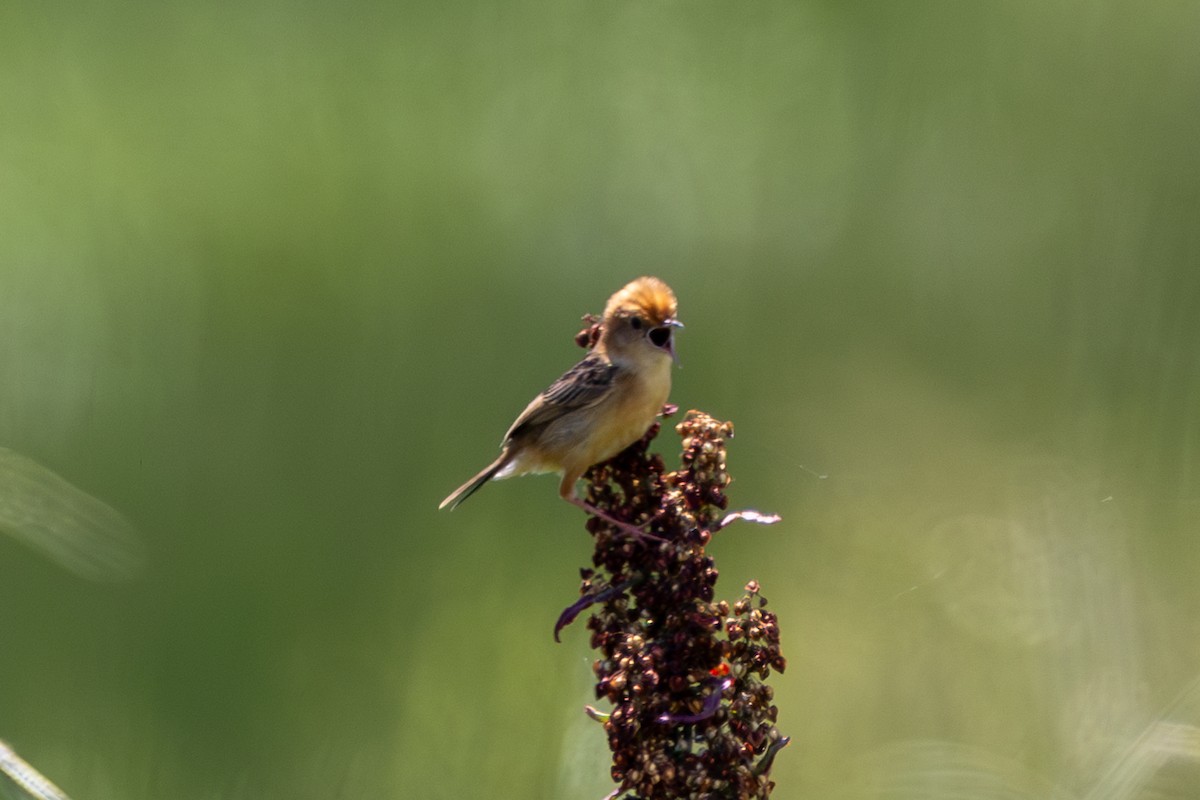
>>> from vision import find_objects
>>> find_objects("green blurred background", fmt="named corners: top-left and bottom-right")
top-left (2, 2), bottom-right (1199, 798)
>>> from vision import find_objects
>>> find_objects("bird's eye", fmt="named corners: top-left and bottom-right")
top-left (630, 316), bottom-right (643, 330)
top-left (649, 327), bottom-right (671, 348)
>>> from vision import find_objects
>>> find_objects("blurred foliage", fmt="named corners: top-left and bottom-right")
top-left (1, 1), bottom-right (1199, 798)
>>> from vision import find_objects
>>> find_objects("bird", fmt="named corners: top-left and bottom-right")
top-left (439, 276), bottom-right (682, 539)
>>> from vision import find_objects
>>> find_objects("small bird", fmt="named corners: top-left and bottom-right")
top-left (439, 276), bottom-right (682, 539)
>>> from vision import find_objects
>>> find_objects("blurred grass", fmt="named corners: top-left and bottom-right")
top-left (1, 1), bottom-right (1199, 798)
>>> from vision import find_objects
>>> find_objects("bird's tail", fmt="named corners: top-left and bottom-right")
top-left (438, 454), bottom-right (509, 510)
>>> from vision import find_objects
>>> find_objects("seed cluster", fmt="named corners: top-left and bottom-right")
top-left (561, 409), bottom-right (788, 800)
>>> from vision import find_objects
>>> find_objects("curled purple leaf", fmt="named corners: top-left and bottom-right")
top-left (753, 736), bottom-right (791, 776)
top-left (555, 580), bottom-right (632, 642)
top-left (715, 509), bottom-right (782, 532)
top-left (657, 676), bottom-right (733, 724)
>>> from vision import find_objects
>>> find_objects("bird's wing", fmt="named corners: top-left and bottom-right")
top-left (504, 354), bottom-right (617, 441)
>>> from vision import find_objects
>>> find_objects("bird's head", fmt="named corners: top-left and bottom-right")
top-left (600, 276), bottom-right (683, 364)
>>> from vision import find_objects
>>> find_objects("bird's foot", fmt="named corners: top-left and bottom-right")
top-left (571, 498), bottom-right (668, 543)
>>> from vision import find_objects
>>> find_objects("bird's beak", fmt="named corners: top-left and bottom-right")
top-left (663, 318), bottom-right (683, 363)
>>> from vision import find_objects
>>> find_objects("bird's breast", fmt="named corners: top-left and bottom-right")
top-left (574, 360), bottom-right (672, 468)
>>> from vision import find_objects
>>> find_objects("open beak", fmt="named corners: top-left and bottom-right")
top-left (661, 318), bottom-right (683, 363)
